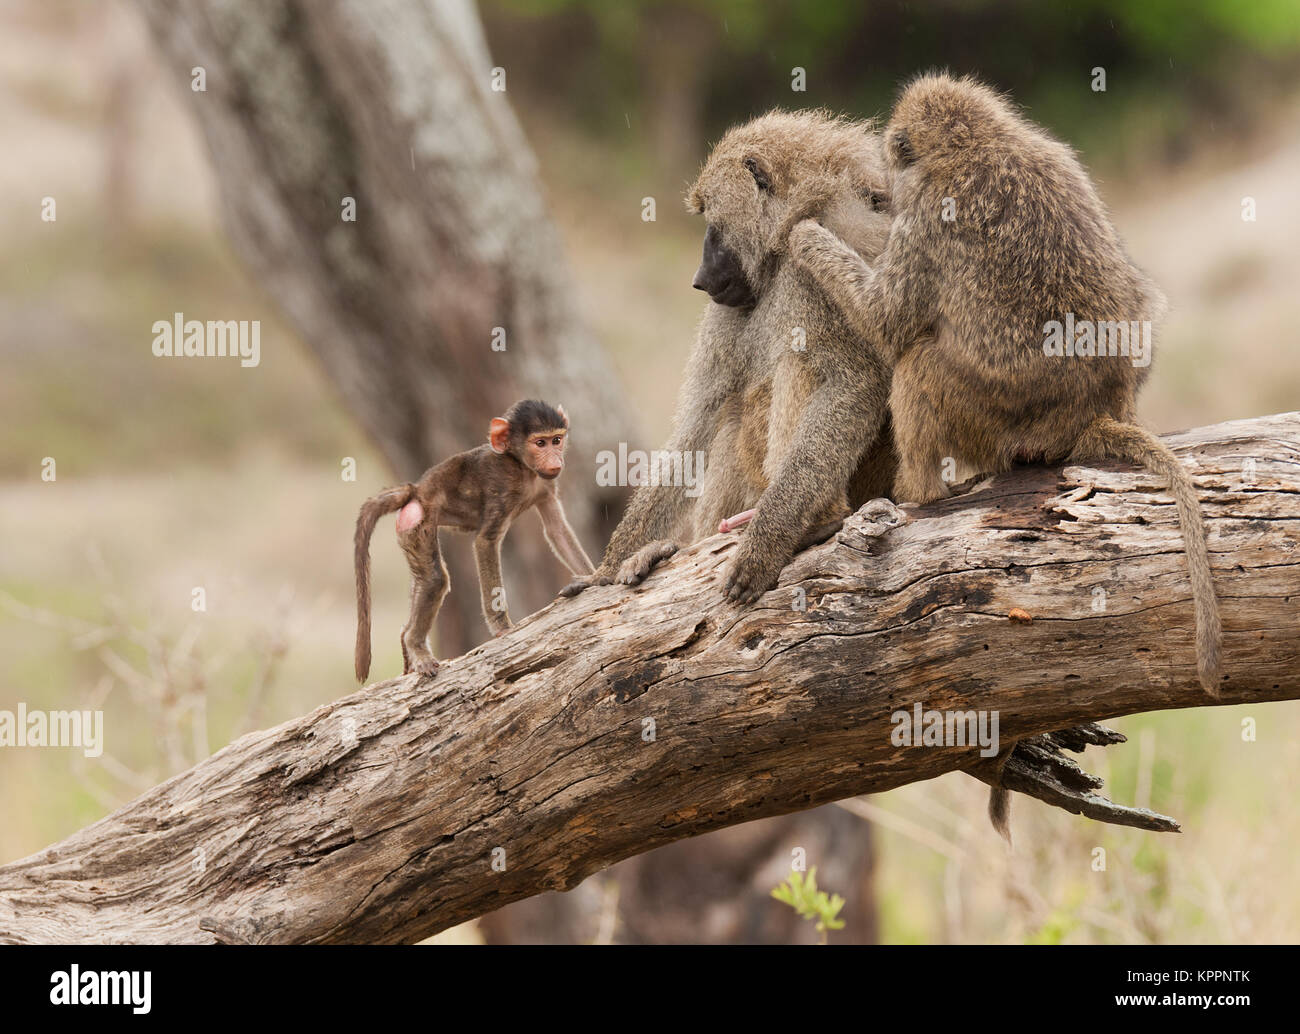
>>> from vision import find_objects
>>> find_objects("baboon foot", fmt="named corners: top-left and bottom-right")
top-left (616, 541), bottom-right (680, 585)
top-left (558, 568), bottom-right (615, 597)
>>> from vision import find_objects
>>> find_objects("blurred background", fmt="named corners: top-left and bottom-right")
top-left (2, 0), bottom-right (1298, 944)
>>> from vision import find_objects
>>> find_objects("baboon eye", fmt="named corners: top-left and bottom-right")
top-left (743, 156), bottom-right (771, 191)
top-left (552, 437), bottom-right (562, 446)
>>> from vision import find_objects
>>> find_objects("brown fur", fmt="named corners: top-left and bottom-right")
top-left (988, 786), bottom-right (1012, 845)
top-left (561, 109), bottom-right (898, 600)
top-left (790, 73), bottom-right (1220, 696)
top-left (355, 400), bottom-right (593, 682)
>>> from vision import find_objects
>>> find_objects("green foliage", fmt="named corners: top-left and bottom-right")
top-left (482, 0), bottom-right (1300, 168)
top-left (771, 867), bottom-right (846, 943)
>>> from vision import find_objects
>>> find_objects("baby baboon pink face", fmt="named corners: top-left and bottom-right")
top-left (522, 428), bottom-right (567, 480)
top-left (489, 400), bottom-right (572, 481)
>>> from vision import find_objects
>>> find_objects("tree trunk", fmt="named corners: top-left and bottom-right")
top-left (2, 413), bottom-right (1294, 944)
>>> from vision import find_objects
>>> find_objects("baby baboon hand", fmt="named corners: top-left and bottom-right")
top-left (616, 540), bottom-right (679, 585)
top-left (722, 539), bottom-right (788, 605)
top-left (558, 567), bottom-right (614, 597)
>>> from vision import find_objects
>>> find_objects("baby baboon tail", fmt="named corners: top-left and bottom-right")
top-left (354, 484), bottom-right (416, 682)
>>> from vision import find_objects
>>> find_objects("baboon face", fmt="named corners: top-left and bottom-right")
top-left (686, 110), bottom-right (888, 307)
top-left (519, 429), bottom-right (568, 480)
top-left (489, 399), bottom-right (571, 479)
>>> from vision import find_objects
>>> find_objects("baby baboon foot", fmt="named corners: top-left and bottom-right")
top-left (723, 542), bottom-right (787, 605)
top-left (558, 569), bottom-right (614, 597)
top-left (410, 657), bottom-right (440, 678)
top-left (616, 541), bottom-right (679, 585)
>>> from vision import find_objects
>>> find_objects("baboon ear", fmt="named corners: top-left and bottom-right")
top-left (743, 156), bottom-right (771, 191)
top-left (488, 417), bottom-right (511, 454)
top-left (888, 128), bottom-right (915, 166)
top-left (556, 404), bottom-right (569, 428)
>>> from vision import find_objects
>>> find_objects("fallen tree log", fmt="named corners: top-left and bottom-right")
top-left (1, 412), bottom-right (1297, 944)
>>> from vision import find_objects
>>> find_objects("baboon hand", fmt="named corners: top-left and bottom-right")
top-left (411, 657), bottom-right (441, 678)
top-left (558, 567), bottom-right (615, 597)
top-left (615, 540), bottom-right (679, 586)
top-left (788, 218), bottom-right (837, 268)
top-left (722, 539), bottom-right (788, 605)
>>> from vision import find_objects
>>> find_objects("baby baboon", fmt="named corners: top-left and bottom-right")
top-left (791, 73), bottom-right (1221, 696)
top-left (561, 109), bottom-right (897, 599)
top-left (355, 399), bottom-right (592, 681)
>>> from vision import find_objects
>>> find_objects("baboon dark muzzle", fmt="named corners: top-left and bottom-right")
top-left (693, 224), bottom-right (756, 308)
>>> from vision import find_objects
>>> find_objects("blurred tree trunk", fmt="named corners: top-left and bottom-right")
top-left (136, 0), bottom-right (875, 945)
top-left (477, 805), bottom-right (877, 944)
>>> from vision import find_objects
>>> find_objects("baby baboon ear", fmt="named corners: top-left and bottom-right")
top-left (488, 417), bottom-right (511, 454)
top-left (865, 189), bottom-right (891, 213)
top-left (556, 403), bottom-right (570, 428)
top-left (743, 156), bottom-right (771, 191)
top-left (887, 128), bottom-right (915, 167)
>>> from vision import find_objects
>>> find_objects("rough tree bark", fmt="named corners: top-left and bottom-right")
top-left (1, 414), bottom-right (1295, 944)
top-left (135, 0), bottom-right (634, 651)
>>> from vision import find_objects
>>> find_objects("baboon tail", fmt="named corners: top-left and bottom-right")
top-left (1073, 416), bottom-right (1221, 696)
top-left (988, 787), bottom-right (1012, 845)
top-left (354, 484), bottom-right (416, 683)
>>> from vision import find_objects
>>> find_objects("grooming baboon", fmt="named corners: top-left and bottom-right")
top-left (355, 399), bottom-right (592, 681)
top-left (790, 72), bottom-right (1220, 700)
top-left (561, 110), bottom-right (897, 599)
